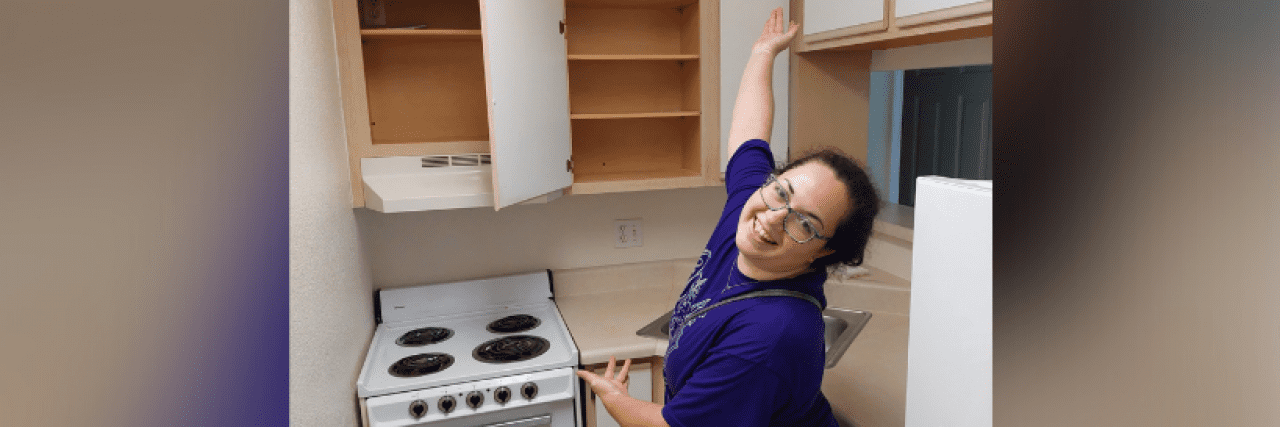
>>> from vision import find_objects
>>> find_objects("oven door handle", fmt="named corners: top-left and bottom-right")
top-left (479, 414), bottom-right (552, 427)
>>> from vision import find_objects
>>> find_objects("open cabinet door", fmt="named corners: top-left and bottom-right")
top-left (721, 0), bottom-right (790, 173)
top-left (480, 0), bottom-right (574, 210)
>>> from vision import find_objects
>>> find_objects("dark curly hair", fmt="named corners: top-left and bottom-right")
top-left (776, 146), bottom-right (881, 270)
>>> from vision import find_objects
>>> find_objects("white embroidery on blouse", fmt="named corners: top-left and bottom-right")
top-left (667, 250), bottom-right (712, 357)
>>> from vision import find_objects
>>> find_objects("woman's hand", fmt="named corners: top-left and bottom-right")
top-left (751, 7), bottom-right (799, 57)
top-left (576, 356), bottom-right (632, 399)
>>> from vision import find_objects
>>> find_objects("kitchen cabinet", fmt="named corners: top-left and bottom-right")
top-left (785, 0), bottom-right (989, 169)
top-left (563, 0), bottom-right (718, 195)
top-left (803, 0), bottom-right (886, 42)
top-left (332, 0), bottom-right (724, 210)
top-left (582, 356), bottom-right (664, 427)
top-left (719, 0), bottom-right (790, 172)
top-left (796, 0), bottom-right (990, 51)
top-left (896, 0), bottom-right (987, 26)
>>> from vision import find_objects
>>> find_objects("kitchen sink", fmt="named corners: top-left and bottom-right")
top-left (635, 307), bottom-right (872, 369)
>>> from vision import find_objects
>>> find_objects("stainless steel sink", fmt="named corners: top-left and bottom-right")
top-left (636, 307), bottom-right (872, 369)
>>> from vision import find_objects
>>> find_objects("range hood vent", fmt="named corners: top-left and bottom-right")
top-left (361, 154), bottom-right (495, 212)
top-left (421, 154), bottom-right (491, 168)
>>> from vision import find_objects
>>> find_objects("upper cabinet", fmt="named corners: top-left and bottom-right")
top-left (564, 0), bottom-right (719, 195)
top-left (479, 0), bottom-right (575, 208)
top-left (797, 0), bottom-right (990, 51)
top-left (804, 0), bottom-right (886, 41)
top-left (332, 0), bottom-right (723, 211)
top-left (896, 0), bottom-right (987, 24)
top-left (720, 0), bottom-right (791, 172)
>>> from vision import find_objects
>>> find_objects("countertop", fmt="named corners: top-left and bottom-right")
top-left (873, 202), bottom-right (914, 243)
top-left (552, 259), bottom-right (910, 427)
top-left (557, 287), bottom-right (673, 365)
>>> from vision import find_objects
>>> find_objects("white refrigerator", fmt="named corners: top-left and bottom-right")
top-left (904, 176), bottom-right (993, 427)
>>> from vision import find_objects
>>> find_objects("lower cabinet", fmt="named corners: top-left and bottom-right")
top-left (582, 356), bottom-right (664, 427)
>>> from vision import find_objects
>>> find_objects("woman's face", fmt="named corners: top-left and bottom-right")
top-left (736, 161), bottom-right (852, 275)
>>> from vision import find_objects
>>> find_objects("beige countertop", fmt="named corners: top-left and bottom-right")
top-left (874, 203), bottom-right (914, 243)
top-left (557, 287), bottom-right (673, 365)
top-left (553, 259), bottom-right (910, 427)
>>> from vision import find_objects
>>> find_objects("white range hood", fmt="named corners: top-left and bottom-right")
top-left (360, 154), bottom-right (564, 213)
top-left (361, 154), bottom-right (494, 213)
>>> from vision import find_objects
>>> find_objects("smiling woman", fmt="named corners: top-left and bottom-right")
top-left (577, 7), bottom-right (882, 427)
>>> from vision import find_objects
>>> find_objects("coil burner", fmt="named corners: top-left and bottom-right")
top-left (395, 327), bottom-right (454, 347)
top-left (388, 353), bottom-right (455, 377)
top-left (473, 335), bottom-right (550, 363)
top-left (486, 314), bottom-right (541, 334)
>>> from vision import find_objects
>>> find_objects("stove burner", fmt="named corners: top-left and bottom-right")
top-left (395, 327), bottom-right (454, 346)
top-left (388, 353), bottom-right (455, 377)
top-left (486, 314), bottom-right (541, 334)
top-left (473, 335), bottom-right (550, 363)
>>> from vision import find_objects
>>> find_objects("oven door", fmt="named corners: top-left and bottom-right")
top-left (482, 414), bottom-right (554, 427)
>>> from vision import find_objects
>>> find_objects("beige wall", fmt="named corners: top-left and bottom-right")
top-left (358, 186), bottom-right (729, 288)
top-left (290, 0), bottom-right (376, 426)
top-left (871, 36), bottom-right (992, 71)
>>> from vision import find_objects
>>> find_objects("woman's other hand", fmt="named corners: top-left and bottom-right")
top-left (576, 356), bottom-right (632, 398)
top-left (752, 7), bottom-right (799, 57)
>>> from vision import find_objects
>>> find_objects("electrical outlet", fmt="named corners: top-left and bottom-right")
top-left (614, 219), bottom-right (643, 248)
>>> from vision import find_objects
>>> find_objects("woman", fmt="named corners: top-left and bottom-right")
top-left (577, 7), bottom-right (881, 427)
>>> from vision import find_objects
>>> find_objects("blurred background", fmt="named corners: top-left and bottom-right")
top-left (996, 2), bottom-right (1280, 426)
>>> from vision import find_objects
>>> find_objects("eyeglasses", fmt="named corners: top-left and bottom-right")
top-left (756, 174), bottom-right (831, 244)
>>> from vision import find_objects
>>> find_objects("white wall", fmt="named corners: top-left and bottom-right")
top-left (358, 186), bottom-right (728, 288)
top-left (290, 0), bottom-right (376, 426)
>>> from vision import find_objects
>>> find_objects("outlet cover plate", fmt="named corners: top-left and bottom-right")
top-left (615, 219), bottom-right (642, 248)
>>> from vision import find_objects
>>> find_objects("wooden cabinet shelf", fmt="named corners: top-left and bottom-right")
top-left (360, 29), bottom-right (482, 39)
top-left (563, 0), bottom-right (712, 193)
top-left (360, 37), bottom-right (488, 146)
top-left (569, 60), bottom-right (699, 114)
top-left (569, 115), bottom-right (702, 193)
top-left (568, 54), bottom-right (699, 61)
top-left (570, 111), bottom-right (699, 119)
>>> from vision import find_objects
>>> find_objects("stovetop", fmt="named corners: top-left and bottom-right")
top-left (357, 301), bottom-right (579, 398)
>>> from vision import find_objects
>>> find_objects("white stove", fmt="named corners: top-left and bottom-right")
top-left (357, 271), bottom-right (581, 427)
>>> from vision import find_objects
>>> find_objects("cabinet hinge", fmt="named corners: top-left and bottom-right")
top-left (566, 158), bottom-right (573, 172)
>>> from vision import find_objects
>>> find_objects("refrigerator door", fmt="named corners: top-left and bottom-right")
top-left (905, 176), bottom-right (992, 427)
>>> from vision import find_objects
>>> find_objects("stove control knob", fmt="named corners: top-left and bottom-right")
top-left (409, 400), bottom-right (428, 418)
top-left (494, 386), bottom-right (512, 404)
top-left (520, 382), bottom-right (539, 400)
top-left (466, 391), bottom-right (485, 409)
top-left (438, 396), bottom-right (456, 414)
